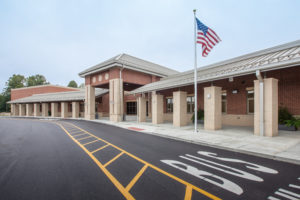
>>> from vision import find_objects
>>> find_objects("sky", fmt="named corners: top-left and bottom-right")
top-left (0, 0), bottom-right (300, 91)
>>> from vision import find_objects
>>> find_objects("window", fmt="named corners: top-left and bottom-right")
top-left (222, 92), bottom-right (227, 113)
top-left (187, 96), bottom-right (195, 113)
top-left (247, 90), bottom-right (254, 114)
top-left (69, 103), bottom-right (72, 112)
top-left (126, 102), bottom-right (137, 115)
top-left (80, 103), bottom-right (84, 112)
top-left (166, 98), bottom-right (173, 113)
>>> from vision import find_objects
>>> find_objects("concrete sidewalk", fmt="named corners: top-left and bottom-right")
top-left (90, 118), bottom-right (300, 165)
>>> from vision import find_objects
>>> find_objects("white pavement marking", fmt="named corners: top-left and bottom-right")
top-left (197, 151), bottom-right (278, 174)
top-left (278, 188), bottom-right (300, 198)
top-left (161, 159), bottom-right (243, 195)
top-left (275, 191), bottom-right (298, 200)
top-left (180, 154), bottom-right (263, 182)
top-left (289, 184), bottom-right (300, 189)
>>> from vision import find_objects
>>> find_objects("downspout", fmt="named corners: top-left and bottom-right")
top-left (120, 64), bottom-right (125, 121)
top-left (256, 70), bottom-right (264, 136)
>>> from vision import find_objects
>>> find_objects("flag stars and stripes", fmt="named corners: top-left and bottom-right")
top-left (196, 18), bottom-right (221, 57)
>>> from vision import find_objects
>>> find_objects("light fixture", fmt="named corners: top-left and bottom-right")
top-left (232, 89), bottom-right (238, 94)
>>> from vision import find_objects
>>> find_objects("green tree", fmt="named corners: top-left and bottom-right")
top-left (68, 80), bottom-right (78, 88)
top-left (1, 74), bottom-right (26, 112)
top-left (26, 74), bottom-right (49, 87)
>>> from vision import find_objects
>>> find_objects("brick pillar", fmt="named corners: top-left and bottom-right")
top-left (85, 85), bottom-right (95, 120)
top-left (26, 104), bottom-right (33, 116)
top-left (173, 91), bottom-right (187, 127)
top-left (19, 104), bottom-right (26, 116)
top-left (72, 102), bottom-right (79, 118)
top-left (137, 96), bottom-right (146, 122)
top-left (51, 102), bottom-right (58, 117)
top-left (33, 103), bottom-right (40, 117)
top-left (254, 78), bottom-right (278, 137)
top-left (42, 103), bottom-right (49, 117)
top-left (109, 78), bottom-right (123, 122)
top-left (152, 93), bottom-right (163, 124)
top-left (204, 86), bottom-right (222, 130)
top-left (61, 102), bottom-right (68, 118)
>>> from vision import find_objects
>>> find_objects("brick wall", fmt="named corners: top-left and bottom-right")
top-left (11, 85), bottom-right (79, 101)
top-left (155, 66), bottom-right (300, 115)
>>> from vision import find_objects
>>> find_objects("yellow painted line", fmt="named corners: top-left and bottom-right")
top-left (72, 133), bottom-right (87, 137)
top-left (126, 164), bottom-right (148, 192)
top-left (64, 123), bottom-right (221, 200)
top-left (77, 135), bottom-right (93, 141)
top-left (184, 185), bottom-right (193, 200)
top-left (69, 130), bottom-right (83, 135)
top-left (82, 139), bottom-right (99, 146)
top-left (91, 144), bottom-right (110, 154)
top-left (57, 123), bottom-right (135, 200)
top-left (103, 152), bottom-right (124, 168)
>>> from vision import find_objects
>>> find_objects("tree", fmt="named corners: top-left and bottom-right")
top-left (68, 80), bottom-right (78, 88)
top-left (79, 83), bottom-right (85, 88)
top-left (0, 74), bottom-right (26, 112)
top-left (26, 74), bottom-right (49, 87)
top-left (3, 74), bottom-right (26, 96)
top-left (0, 74), bottom-right (49, 113)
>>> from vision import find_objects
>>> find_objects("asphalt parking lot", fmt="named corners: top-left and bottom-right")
top-left (0, 118), bottom-right (299, 200)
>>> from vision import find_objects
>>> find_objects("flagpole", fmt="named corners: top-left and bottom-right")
top-left (193, 9), bottom-right (198, 133)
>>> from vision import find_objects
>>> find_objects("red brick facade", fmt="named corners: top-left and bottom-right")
top-left (11, 85), bottom-right (79, 101)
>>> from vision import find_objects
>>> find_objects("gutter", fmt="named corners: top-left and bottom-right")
top-left (256, 70), bottom-right (264, 137)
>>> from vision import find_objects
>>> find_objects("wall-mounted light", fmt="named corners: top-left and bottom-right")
top-left (229, 77), bottom-right (234, 82)
top-left (232, 89), bottom-right (239, 94)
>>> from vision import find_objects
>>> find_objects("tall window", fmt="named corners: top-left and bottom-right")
top-left (187, 96), bottom-right (195, 113)
top-left (247, 90), bottom-right (254, 114)
top-left (166, 98), bottom-right (173, 113)
top-left (126, 102), bottom-right (137, 115)
top-left (222, 92), bottom-right (227, 113)
top-left (80, 103), bottom-right (84, 112)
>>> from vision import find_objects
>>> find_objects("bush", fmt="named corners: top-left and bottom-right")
top-left (191, 108), bottom-right (204, 123)
top-left (278, 107), bottom-right (293, 124)
top-left (285, 118), bottom-right (300, 131)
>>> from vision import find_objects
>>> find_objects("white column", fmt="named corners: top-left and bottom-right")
top-left (26, 104), bottom-right (33, 116)
top-left (72, 102), bottom-right (79, 118)
top-left (61, 102), bottom-right (68, 118)
top-left (137, 96), bottom-right (146, 122)
top-left (254, 78), bottom-right (278, 137)
top-left (152, 93), bottom-right (163, 124)
top-left (204, 86), bottom-right (222, 130)
top-left (173, 91), bottom-right (187, 127)
top-left (85, 85), bottom-right (95, 120)
top-left (33, 103), bottom-right (40, 117)
top-left (51, 102), bottom-right (58, 117)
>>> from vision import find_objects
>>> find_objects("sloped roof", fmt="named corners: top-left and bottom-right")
top-left (78, 53), bottom-right (179, 78)
top-left (8, 88), bottom-right (108, 104)
top-left (131, 40), bottom-right (300, 94)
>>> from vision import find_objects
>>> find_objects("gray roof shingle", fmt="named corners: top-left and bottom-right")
top-left (78, 53), bottom-right (179, 77)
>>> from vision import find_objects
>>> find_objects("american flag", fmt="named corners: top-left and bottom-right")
top-left (196, 18), bottom-right (221, 57)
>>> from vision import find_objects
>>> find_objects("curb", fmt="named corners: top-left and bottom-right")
top-left (3, 116), bottom-right (300, 165)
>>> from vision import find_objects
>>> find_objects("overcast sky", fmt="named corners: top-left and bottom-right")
top-left (1, 0), bottom-right (299, 91)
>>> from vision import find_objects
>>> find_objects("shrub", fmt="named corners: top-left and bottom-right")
top-left (278, 107), bottom-right (293, 124)
top-left (191, 108), bottom-right (204, 123)
top-left (285, 118), bottom-right (300, 131)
